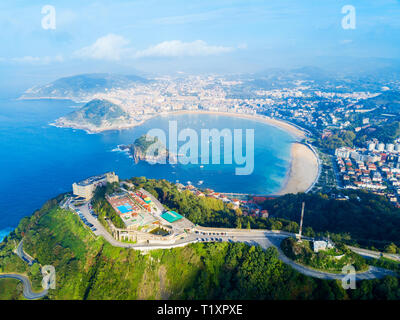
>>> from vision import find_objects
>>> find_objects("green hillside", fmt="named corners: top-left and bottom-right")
top-left (1, 192), bottom-right (400, 300)
top-left (22, 73), bottom-right (149, 100)
top-left (61, 99), bottom-right (129, 127)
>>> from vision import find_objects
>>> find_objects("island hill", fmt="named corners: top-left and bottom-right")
top-left (52, 99), bottom-right (144, 133)
top-left (119, 134), bottom-right (169, 164)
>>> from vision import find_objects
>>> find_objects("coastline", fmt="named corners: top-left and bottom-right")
top-left (275, 142), bottom-right (320, 196)
top-left (51, 108), bottom-right (319, 195)
top-left (165, 110), bottom-right (306, 139)
top-left (52, 109), bottom-right (306, 139)
top-left (0, 227), bottom-right (13, 243)
top-left (164, 110), bottom-right (319, 195)
top-left (49, 118), bottom-right (149, 134)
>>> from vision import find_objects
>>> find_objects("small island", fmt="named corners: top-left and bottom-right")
top-left (52, 99), bottom-right (145, 134)
top-left (120, 134), bottom-right (169, 164)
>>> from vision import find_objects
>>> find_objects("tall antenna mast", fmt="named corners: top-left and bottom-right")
top-left (298, 202), bottom-right (305, 241)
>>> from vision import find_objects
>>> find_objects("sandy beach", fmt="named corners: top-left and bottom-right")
top-left (275, 142), bottom-right (319, 195)
top-left (165, 110), bottom-right (318, 195)
top-left (167, 110), bottom-right (306, 139)
top-left (166, 110), bottom-right (319, 195)
top-left (54, 108), bottom-right (318, 195)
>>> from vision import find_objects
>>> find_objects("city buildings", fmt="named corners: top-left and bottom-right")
top-left (335, 142), bottom-right (400, 206)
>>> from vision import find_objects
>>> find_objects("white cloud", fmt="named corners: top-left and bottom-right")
top-left (135, 40), bottom-right (234, 58)
top-left (74, 34), bottom-right (131, 61)
top-left (340, 39), bottom-right (353, 45)
top-left (11, 55), bottom-right (64, 64)
top-left (74, 35), bottom-right (235, 61)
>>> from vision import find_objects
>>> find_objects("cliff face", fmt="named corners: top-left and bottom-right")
top-left (132, 144), bottom-right (162, 164)
top-left (121, 135), bottom-right (169, 164)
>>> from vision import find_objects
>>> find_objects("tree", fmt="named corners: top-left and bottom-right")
top-left (384, 243), bottom-right (398, 254)
top-left (236, 217), bottom-right (242, 229)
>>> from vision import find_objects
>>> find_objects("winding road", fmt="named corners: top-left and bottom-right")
top-left (75, 201), bottom-right (398, 281)
top-left (252, 234), bottom-right (396, 280)
top-left (348, 245), bottom-right (400, 262)
top-left (3, 197), bottom-right (396, 300)
top-left (0, 240), bottom-right (48, 299)
top-left (0, 274), bottom-right (48, 300)
top-left (16, 240), bottom-right (35, 265)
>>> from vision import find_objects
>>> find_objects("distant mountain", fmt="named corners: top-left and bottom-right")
top-left (254, 66), bottom-right (335, 80)
top-left (52, 99), bottom-right (138, 133)
top-left (20, 73), bottom-right (149, 101)
top-left (245, 66), bottom-right (336, 91)
top-left (290, 66), bottom-right (334, 81)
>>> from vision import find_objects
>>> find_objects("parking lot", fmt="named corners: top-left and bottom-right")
top-left (74, 205), bottom-right (97, 233)
top-left (194, 230), bottom-right (230, 243)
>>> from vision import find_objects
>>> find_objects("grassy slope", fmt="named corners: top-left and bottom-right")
top-left (1, 199), bottom-right (399, 300)
top-left (0, 203), bottom-right (325, 300)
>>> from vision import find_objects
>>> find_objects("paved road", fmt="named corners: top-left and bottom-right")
top-left (16, 240), bottom-right (35, 266)
top-left (0, 240), bottom-right (49, 299)
top-left (348, 246), bottom-right (400, 262)
top-left (78, 203), bottom-right (132, 248)
top-left (253, 234), bottom-right (397, 281)
top-left (72, 203), bottom-right (398, 281)
top-left (0, 274), bottom-right (48, 299)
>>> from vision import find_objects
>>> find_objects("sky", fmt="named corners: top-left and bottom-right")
top-left (0, 0), bottom-right (400, 93)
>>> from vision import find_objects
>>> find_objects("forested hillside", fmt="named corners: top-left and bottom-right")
top-left (262, 191), bottom-right (400, 251)
top-left (1, 182), bottom-right (400, 300)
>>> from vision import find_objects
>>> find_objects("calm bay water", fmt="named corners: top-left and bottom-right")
top-left (0, 98), bottom-right (296, 240)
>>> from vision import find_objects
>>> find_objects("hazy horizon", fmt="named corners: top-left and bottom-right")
top-left (1, 0), bottom-right (400, 93)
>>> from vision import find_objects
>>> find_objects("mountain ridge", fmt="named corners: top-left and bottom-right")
top-left (20, 73), bottom-right (149, 102)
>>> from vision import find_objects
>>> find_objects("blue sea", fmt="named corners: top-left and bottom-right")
top-left (0, 97), bottom-right (296, 241)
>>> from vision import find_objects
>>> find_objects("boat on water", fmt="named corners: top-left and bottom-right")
top-left (198, 180), bottom-right (204, 185)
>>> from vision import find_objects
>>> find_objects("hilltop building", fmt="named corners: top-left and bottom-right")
top-left (313, 238), bottom-right (334, 253)
top-left (72, 172), bottom-right (119, 200)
